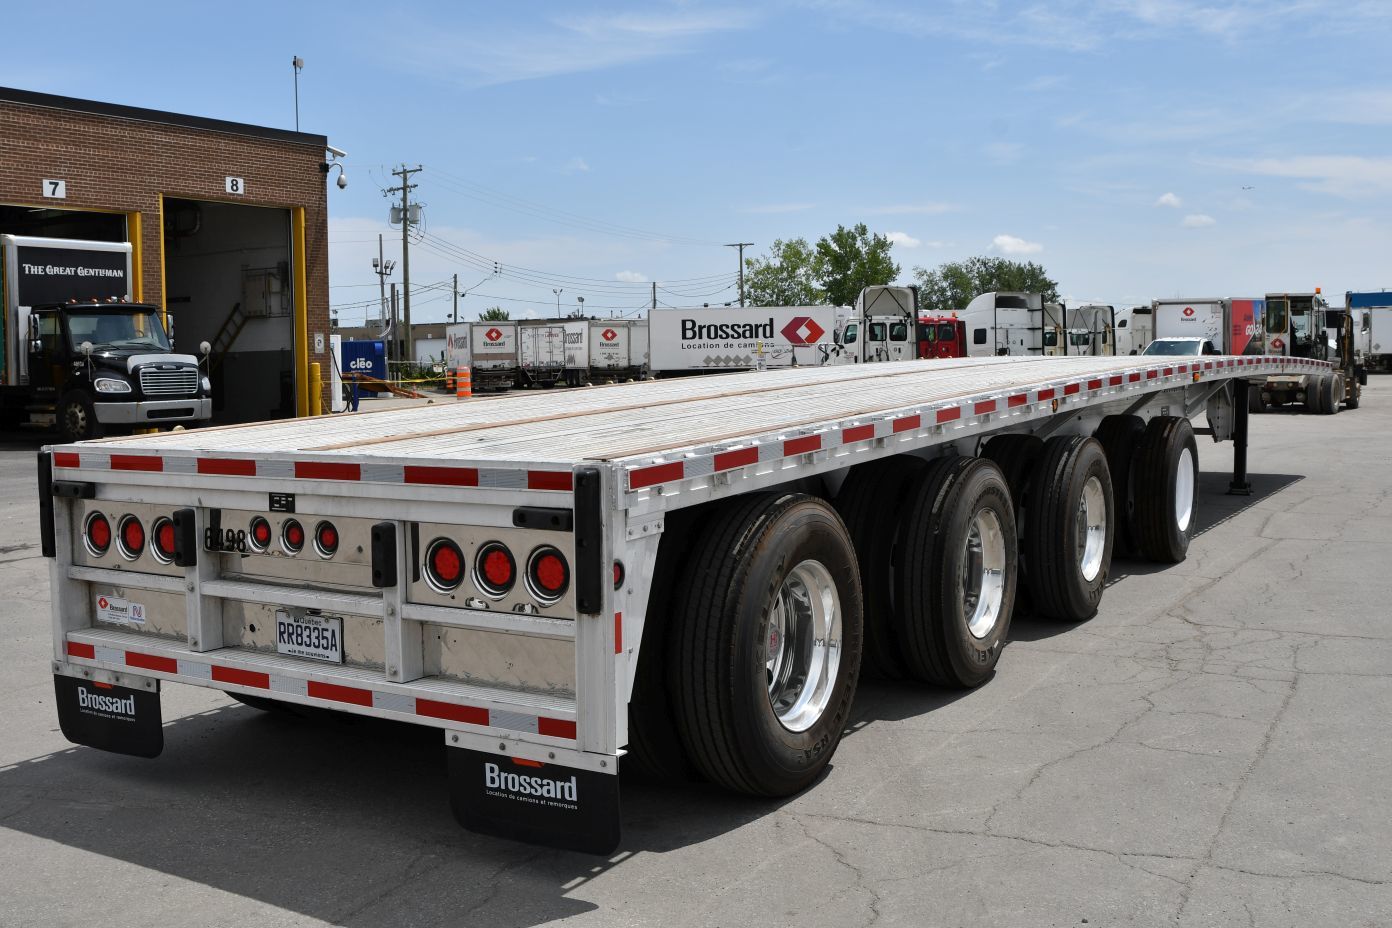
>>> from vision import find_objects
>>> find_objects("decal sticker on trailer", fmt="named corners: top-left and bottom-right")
top-left (53, 675), bottom-right (163, 758)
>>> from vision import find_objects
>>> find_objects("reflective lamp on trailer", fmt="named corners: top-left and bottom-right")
top-left (151, 517), bottom-right (177, 564)
top-left (473, 541), bottom-right (516, 597)
top-left (118, 515), bottom-right (145, 560)
top-left (249, 516), bottom-right (273, 550)
top-left (526, 546), bottom-right (570, 604)
top-left (613, 560), bottom-right (625, 590)
top-left (314, 521), bottom-right (339, 558)
top-left (424, 538), bottom-right (465, 593)
top-left (84, 512), bottom-right (112, 557)
top-left (281, 519), bottom-right (305, 554)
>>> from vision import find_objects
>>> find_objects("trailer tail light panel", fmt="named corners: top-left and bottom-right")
top-left (411, 522), bottom-right (575, 617)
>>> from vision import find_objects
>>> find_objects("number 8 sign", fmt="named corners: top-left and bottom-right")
top-left (225, 176), bottom-right (246, 195)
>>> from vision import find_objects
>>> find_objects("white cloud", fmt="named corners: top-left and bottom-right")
top-left (863, 202), bottom-right (954, 215)
top-left (405, 9), bottom-right (756, 87)
top-left (562, 157), bottom-right (590, 174)
top-left (615, 270), bottom-right (647, 283)
top-left (741, 202), bottom-right (816, 214)
top-left (1155, 192), bottom-right (1182, 208)
top-left (992, 234), bottom-right (1043, 255)
top-left (1214, 155), bottom-right (1392, 198)
top-left (886, 232), bottom-right (921, 248)
top-left (1182, 213), bottom-right (1217, 227)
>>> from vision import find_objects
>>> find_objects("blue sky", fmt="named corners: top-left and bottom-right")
top-left (5, 1), bottom-right (1390, 321)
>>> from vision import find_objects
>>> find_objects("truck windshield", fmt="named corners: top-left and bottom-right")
top-left (1267, 299), bottom-right (1288, 335)
top-left (66, 310), bottom-right (170, 352)
top-left (1142, 340), bottom-right (1202, 356)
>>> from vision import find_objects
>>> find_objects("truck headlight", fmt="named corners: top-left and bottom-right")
top-left (94, 378), bottom-right (132, 394)
top-left (201, 376), bottom-right (211, 393)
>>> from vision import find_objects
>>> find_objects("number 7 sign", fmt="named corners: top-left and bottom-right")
top-left (42, 179), bottom-right (67, 199)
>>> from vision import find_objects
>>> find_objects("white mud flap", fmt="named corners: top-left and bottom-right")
top-left (447, 746), bottom-right (620, 854)
top-left (54, 674), bottom-right (163, 758)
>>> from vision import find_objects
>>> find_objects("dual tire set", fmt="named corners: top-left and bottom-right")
top-left (634, 415), bottom-right (1201, 797)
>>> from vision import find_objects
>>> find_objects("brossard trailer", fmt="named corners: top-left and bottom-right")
top-left (40, 352), bottom-right (1328, 854)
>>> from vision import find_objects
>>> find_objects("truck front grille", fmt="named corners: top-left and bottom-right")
top-left (139, 368), bottom-right (199, 396)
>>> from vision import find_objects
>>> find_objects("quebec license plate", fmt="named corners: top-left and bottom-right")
top-left (275, 610), bottom-right (343, 664)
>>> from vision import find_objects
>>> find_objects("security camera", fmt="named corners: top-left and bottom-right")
top-left (326, 144), bottom-right (347, 159)
top-left (336, 173), bottom-right (348, 190)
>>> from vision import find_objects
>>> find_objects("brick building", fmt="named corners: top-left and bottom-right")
top-left (0, 86), bottom-right (337, 422)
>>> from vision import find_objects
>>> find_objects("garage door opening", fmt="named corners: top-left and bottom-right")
top-left (163, 198), bottom-right (294, 424)
top-left (0, 205), bottom-right (127, 243)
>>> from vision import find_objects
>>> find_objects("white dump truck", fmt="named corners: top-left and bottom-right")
top-left (41, 349), bottom-right (1327, 853)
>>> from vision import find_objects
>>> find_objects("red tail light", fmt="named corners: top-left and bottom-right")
top-left (314, 521), bottom-right (339, 558)
top-left (249, 516), bottom-right (272, 550)
top-left (118, 515), bottom-right (145, 560)
top-left (151, 517), bottom-right (176, 564)
top-left (85, 512), bottom-right (111, 556)
top-left (613, 560), bottom-right (625, 590)
top-left (473, 542), bottom-right (516, 597)
top-left (526, 547), bottom-right (570, 603)
top-left (425, 538), bottom-right (465, 593)
top-left (281, 519), bottom-right (305, 554)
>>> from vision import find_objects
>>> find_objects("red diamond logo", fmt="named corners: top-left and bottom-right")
top-left (601, 328), bottom-right (618, 341)
top-left (98, 596), bottom-right (109, 609)
top-left (485, 327), bottom-right (503, 342)
top-left (780, 316), bottom-right (826, 345)
top-left (1270, 336), bottom-right (1285, 351)
top-left (1183, 306), bottom-right (1195, 317)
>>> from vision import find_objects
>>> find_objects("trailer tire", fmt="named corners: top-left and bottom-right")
top-left (1306, 378), bottom-right (1325, 414)
top-left (1248, 387), bottom-right (1268, 414)
top-left (1330, 375), bottom-right (1344, 413)
top-left (667, 493), bottom-right (863, 797)
top-left (1093, 415), bottom-right (1145, 558)
top-left (835, 455), bottom-right (926, 679)
top-left (1346, 381), bottom-right (1361, 410)
top-left (982, 433), bottom-right (1044, 614)
top-left (59, 392), bottom-right (103, 443)
top-left (1132, 417), bottom-right (1198, 564)
top-left (895, 457), bottom-right (1017, 688)
top-left (1023, 436), bottom-right (1114, 622)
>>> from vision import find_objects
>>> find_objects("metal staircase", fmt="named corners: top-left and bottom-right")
top-left (207, 302), bottom-right (246, 372)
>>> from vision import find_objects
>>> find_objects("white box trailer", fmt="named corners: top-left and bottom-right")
top-left (40, 351), bottom-right (1328, 854)
top-left (468, 321), bottom-right (518, 391)
top-left (1348, 291), bottom-right (1392, 372)
top-left (647, 305), bottom-right (839, 373)
top-left (518, 323), bottom-right (567, 388)
top-left (562, 320), bottom-right (646, 385)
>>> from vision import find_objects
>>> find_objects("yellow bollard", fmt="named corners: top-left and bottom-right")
top-left (457, 365), bottom-right (472, 399)
top-left (309, 362), bottom-right (322, 416)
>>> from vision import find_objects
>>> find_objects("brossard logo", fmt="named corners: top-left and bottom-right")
top-left (484, 762), bottom-right (579, 803)
top-left (679, 316), bottom-right (826, 345)
top-left (77, 686), bottom-right (136, 717)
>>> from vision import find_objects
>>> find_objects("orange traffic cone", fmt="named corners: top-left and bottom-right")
top-left (445, 367), bottom-right (455, 392)
top-left (457, 365), bottom-right (472, 399)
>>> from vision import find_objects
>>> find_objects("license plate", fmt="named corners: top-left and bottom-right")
top-left (275, 610), bottom-right (343, 664)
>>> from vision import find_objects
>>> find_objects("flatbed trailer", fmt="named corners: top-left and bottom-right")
top-left (40, 353), bottom-right (1327, 853)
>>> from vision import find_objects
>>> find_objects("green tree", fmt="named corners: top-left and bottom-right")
top-left (478, 306), bottom-right (510, 321)
top-left (814, 223), bottom-right (900, 307)
top-left (913, 257), bottom-right (1060, 312)
top-left (744, 238), bottom-right (825, 306)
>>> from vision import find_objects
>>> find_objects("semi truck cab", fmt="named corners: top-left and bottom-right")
top-left (25, 300), bottom-right (211, 441)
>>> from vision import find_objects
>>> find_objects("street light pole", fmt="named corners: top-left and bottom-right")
top-left (553, 288), bottom-right (564, 319)
top-left (576, 295), bottom-right (584, 318)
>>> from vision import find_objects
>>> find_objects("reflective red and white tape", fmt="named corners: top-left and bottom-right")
top-left (623, 356), bottom-right (1329, 493)
top-left (63, 639), bottom-right (577, 740)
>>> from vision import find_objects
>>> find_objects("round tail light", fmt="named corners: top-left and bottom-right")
top-left (117, 515), bottom-right (145, 560)
top-left (526, 547), bottom-right (570, 604)
top-left (84, 512), bottom-right (111, 557)
top-left (613, 560), bottom-right (625, 590)
top-left (314, 521), bottom-right (339, 558)
top-left (249, 516), bottom-right (273, 551)
top-left (425, 538), bottom-right (465, 593)
top-left (151, 517), bottom-right (177, 564)
top-left (473, 542), bottom-right (516, 598)
top-left (281, 519), bottom-right (305, 554)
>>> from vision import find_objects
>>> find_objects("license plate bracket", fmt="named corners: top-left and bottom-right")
top-left (274, 609), bottom-right (344, 664)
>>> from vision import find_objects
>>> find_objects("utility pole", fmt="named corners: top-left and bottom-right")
top-left (388, 165), bottom-right (422, 364)
top-left (553, 288), bottom-right (564, 319)
top-left (726, 242), bottom-right (753, 306)
top-left (651, 281), bottom-right (657, 311)
top-left (452, 273), bottom-right (459, 324)
top-left (390, 284), bottom-right (400, 361)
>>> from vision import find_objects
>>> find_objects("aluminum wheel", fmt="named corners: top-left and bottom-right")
top-left (1076, 474), bottom-right (1108, 583)
top-left (961, 508), bottom-right (1007, 639)
top-left (765, 559), bottom-right (842, 733)
top-left (64, 402), bottom-right (88, 441)
top-left (1174, 447), bottom-right (1194, 532)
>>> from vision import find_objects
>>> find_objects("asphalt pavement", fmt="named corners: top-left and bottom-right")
top-left (1, 382), bottom-right (1389, 927)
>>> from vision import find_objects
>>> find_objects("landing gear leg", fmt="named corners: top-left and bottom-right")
top-left (1228, 379), bottom-right (1252, 496)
